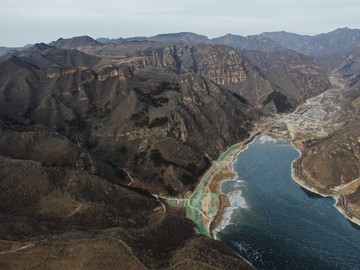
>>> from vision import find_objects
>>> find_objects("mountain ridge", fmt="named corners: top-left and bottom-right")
top-left (2, 27), bottom-right (360, 58)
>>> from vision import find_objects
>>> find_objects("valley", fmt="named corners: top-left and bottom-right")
top-left (0, 28), bottom-right (359, 269)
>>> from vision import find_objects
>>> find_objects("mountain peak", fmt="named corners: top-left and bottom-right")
top-left (50, 35), bottom-right (102, 49)
top-left (32, 43), bottom-right (55, 51)
top-left (149, 32), bottom-right (210, 44)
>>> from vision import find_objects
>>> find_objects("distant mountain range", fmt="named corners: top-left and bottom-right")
top-left (3, 28), bottom-right (360, 59)
top-left (95, 27), bottom-right (360, 57)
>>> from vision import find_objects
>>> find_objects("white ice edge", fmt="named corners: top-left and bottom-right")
top-left (214, 136), bottom-right (260, 238)
top-left (259, 134), bottom-right (278, 144)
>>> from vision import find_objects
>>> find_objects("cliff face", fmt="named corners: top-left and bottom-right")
top-left (91, 43), bottom-right (250, 84)
top-left (84, 42), bottom-right (330, 111)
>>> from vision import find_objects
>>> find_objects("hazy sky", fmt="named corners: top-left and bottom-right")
top-left (1, 0), bottom-right (359, 46)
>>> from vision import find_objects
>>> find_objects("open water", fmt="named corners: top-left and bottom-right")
top-left (215, 135), bottom-right (360, 270)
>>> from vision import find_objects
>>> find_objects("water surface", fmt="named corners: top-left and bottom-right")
top-left (216, 136), bottom-right (360, 270)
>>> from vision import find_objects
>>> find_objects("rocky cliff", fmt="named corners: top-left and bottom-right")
top-left (83, 41), bottom-right (330, 110)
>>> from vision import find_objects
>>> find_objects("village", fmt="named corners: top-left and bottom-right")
top-left (267, 76), bottom-right (345, 141)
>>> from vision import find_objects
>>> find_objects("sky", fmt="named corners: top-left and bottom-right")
top-left (1, 0), bottom-right (359, 47)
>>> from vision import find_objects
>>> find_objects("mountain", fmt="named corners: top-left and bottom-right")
top-left (81, 28), bottom-right (360, 60)
top-left (0, 44), bottom-right (32, 56)
top-left (211, 28), bottom-right (360, 73)
top-left (50, 35), bottom-right (103, 49)
top-left (262, 28), bottom-right (360, 58)
top-left (203, 28), bottom-right (360, 78)
top-left (12, 43), bottom-right (102, 69)
top-left (261, 31), bottom-right (312, 53)
top-left (150, 32), bottom-right (210, 44)
top-left (96, 32), bottom-right (210, 45)
top-left (83, 41), bottom-right (329, 110)
top-left (243, 49), bottom-right (330, 110)
top-left (212, 34), bottom-right (283, 52)
top-left (96, 37), bottom-right (125, 44)
top-left (0, 47), bottom-right (18, 56)
top-left (100, 28), bottom-right (360, 61)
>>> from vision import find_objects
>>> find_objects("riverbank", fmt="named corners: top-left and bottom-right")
top-left (290, 141), bottom-right (360, 227)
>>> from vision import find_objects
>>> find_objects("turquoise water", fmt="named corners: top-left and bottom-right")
top-left (216, 136), bottom-right (360, 270)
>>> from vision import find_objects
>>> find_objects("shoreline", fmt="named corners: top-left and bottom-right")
top-left (208, 130), bottom-right (263, 237)
top-left (290, 141), bottom-right (360, 227)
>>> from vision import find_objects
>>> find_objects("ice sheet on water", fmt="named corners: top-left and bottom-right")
top-left (214, 187), bottom-right (248, 237)
top-left (214, 207), bottom-right (234, 239)
top-left (259, 135), bottom-right (277, 144)
top-left (228, 190), bottom-right (248, 209)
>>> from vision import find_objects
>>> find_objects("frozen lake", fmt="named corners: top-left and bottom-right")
top-left (216, 136), bottom-right (360, 270)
